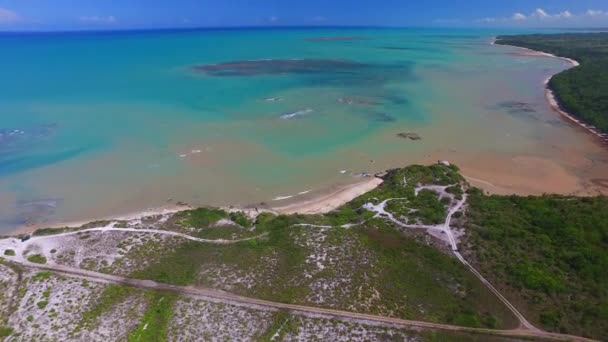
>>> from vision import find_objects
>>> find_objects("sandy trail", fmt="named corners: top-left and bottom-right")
top-left (10, 260), bottom-right (596, 342)
top-left (362, 183), bottom-right (538, 331)
top-left (0, 224), bottom-right (268, 267)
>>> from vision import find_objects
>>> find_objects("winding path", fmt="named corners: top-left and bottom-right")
top-left (38, 226), bottom-right (269, 245)
top-left (363, 185), bottom-right (538, 331)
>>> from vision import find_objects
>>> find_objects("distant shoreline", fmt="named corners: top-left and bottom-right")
top-left (492, 37), bottom-right (608, 145)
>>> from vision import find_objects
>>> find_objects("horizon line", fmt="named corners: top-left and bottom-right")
top-left (1, 24), bottom-right (605, 35)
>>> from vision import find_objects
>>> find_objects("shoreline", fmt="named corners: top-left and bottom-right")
top-left (492, 37), bottom-right (608, 145)
top-left (10, 176), bottom-right (384, 236)
top-left (11, 205), bottom-right (193, 236)
top-left (273, 176), bottom-right (383, 215)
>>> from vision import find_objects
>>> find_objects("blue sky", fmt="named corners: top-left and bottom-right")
top-left (1, 0), bottom-right (608, 31)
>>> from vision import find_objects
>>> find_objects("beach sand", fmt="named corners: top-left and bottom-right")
top-left (10, 178), bottom-right (384, 235)
top-left (11, 204), bottom-right (192, 235)
top-left (273, 176), bottom-right (384, 215)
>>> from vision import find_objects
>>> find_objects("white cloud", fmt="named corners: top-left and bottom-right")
top-left (79, 15), bottom-right (117, 24)
top-left (476, 8), bottom-right (608, 26)
top-left (534, 8), bottom-right (549, 18)
top-left (512, 13), bottom-right (527, 21)
top-left (0, 7), bottom-right (19, 24)
top-left (587, 10), bottom-right (605, 16)
top-left (269, 16), bottom-right (279, 23)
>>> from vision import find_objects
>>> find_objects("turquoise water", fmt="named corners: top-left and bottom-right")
top-left (1, 28), bottom-right (606, 230)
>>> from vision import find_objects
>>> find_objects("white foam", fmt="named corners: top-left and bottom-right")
top-left (273, 195), bottom-right (294, 201)
top-left (280, 109), bottom-right (313, 120)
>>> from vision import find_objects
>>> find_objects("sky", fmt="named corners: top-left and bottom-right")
top-left (0, 0), bottom-right (608, 31)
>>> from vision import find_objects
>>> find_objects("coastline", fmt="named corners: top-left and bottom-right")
top-left (8, 36), bottom-right (605, 236)
top-left (544, 78), bottom-right (608, 144)
top-left (273, 176), bottom-right (383, 215)
top-left (10, 176), bottom-right (384, 236)
top-left (11, 205), bottom-right (192, 235)
top-left (492, 37), bottom-right (608, 145)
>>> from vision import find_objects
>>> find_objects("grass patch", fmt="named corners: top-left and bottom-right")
top-left (79, 284), bottom-right (138, 330)
top-left (27, 254), bottom-right (47, 264)
top-left (357, 221), bottom-right (515, 328)
top-left (0, 326), bottom-right (13, 337)
top-left (36, 300), bottom-right (48, 309)
top-left (181, 208), bottom-right (227, 227)
top-left (32, 227), bottom-right (71, 236)
top-left (3, 249), bottom-right (15, 256)
top-left (132, 215), bottom-right (308, 303)
top-left (128, 291), bottom-right (177, 342)
top-left (257, 311), bottom-right (299, 341)
top-left (229, 211), bottom-right (253, 228)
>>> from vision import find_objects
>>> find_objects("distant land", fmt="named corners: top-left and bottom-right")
top-left (496, 33), bottom-right (608, 139)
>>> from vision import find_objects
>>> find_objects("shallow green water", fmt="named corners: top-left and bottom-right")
top-left (0, 28), bottom-right (602, 230)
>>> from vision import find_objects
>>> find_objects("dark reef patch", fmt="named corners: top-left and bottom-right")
top-left (397, 132), bottom-right (421, 140)
top-left (494, 101), bottom-right (540, 121)
top-left (193, 59), bottom-right (368, 77)
top-left (192, 59), bottom-right (418, 106)
top-left (337, 96), bottom-right (379, 105)
top-left (16, 198), bottom-right (63, 226)
top-left (367, 112), bottom-right (396, 123)
top-left (383, 94), bottom-right (410, 105)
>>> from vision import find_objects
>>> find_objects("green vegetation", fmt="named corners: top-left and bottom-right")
top-left (37, 300), bottom-right (48, 309)
top-left (496, 33), bottom-right (608, 133)
top-left (131, 165), bottom-right (516, 328)
top-left (257, 311), bottom-right (299, 341)
top-left (0, 326), bottom-right (13, 337)
top-left (27, 254), bottom-right (47, 264)
top-left (229, 211), bottom-right (253, 228)
top-left (325, 164), bottom-right (462, 226)
top-left (358, 220), bottom-right (512, 327)
top-left (3, 164), bottom-right (602, 339)
top-left (132, 215), bottom-right (308, 303)
top-left (3, 249), bottom-right (15, 256)
top-left (180, 208), bottom-right (227, 227)
top-left (79, 284), bottom-right (138, 330)
top-left (128, 291), bottom-right (177, 342)
top-left (32, 271), bottom-right (51, 281)
top-left (32, 227), bottom-right (71, 236)
top-left (466, 188), bottom-right (608, 339)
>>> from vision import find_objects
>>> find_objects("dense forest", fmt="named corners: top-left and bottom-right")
top-left (466, 189), bottom-right (608, 339)
top-left (496, 33), bottom-right (608, 134)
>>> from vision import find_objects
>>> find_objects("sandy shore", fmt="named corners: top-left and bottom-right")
top-left (493, 38), bottom-right (608, 145)
top-left (273, 176), bottom-right (384, 215)
top-left (544, 78), bottom-right (608, 144)
top-left (10, 177), bottom-right (384, 236)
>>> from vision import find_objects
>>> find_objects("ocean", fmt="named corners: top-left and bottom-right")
top-left (1, 27), bottom-right (607, 231)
